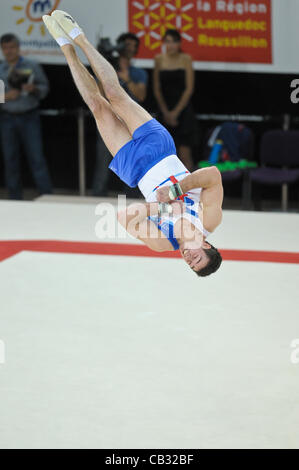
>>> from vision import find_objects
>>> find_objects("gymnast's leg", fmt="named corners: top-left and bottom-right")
top-left (62, 45), bottom-right (132, 156)
top-left (43, 15), bottom-right (131, 157)
top-left (51, 10), bottom-right (153, 136)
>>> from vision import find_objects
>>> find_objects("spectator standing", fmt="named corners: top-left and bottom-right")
top-left (153, 29), bottom-right (196, 171)
top-left (0, 33), bottom-right (52, 200)
top-left (92, 32), bottom-right (148, 197)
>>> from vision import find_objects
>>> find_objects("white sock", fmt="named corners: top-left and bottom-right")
top-left (69, 27), bottom-right (83, 40)
top-left (56, 37), bottom-right (72, 47)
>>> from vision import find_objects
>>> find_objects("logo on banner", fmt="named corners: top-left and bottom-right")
top-left (131, 0), bottom-right (194, 51)
top-left (13, 0), bottom-right (61, 36)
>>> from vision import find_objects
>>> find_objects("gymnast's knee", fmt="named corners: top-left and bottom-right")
top-left (104, 83), bottom-right (126, 104)
top-left (88, 94), bottom-right (107, 117)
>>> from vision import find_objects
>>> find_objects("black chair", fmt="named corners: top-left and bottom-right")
top-left (249, 130), bottom-right (299, 211)
top-left (221, 169), bottom-right (252, 210)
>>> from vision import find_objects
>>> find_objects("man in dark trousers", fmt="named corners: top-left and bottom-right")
top-left (0, 33), bottom-right (52, 200)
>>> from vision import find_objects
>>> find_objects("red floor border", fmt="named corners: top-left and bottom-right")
top-left (0, 240), bottom-right (298, 264)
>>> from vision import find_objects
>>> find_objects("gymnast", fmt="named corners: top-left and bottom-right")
top-left (43, 10), bottom-right (223, 276)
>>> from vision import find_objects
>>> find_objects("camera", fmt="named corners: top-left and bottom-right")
top-left (96, 37), bottom-right (126, 70)
top-left (8, 67), bottom-right (32, 90)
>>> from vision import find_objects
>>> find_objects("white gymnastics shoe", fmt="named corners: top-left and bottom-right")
top-left (42, 15), bottom-right (72, 47)
top-left (52, 10), bottom-right (84, 41)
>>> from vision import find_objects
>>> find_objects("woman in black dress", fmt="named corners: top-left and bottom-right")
top-left (153, 29), bottom-right (196, 171)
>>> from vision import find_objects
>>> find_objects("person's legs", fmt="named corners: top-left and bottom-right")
top-left (0, 114), bottom-right (23, 200)
top-left (61, 43), bottom-right (132, 156)
top-left (51, 11), bottom-right (152, 135)
top-left (18, 110), bottom-right (53, 195)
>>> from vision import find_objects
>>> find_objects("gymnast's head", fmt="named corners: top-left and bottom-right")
top-left (180, 242), bottom-right (222, 277)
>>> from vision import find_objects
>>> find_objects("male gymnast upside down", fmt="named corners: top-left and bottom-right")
top-left (43, 10), bottom-right (224, 277)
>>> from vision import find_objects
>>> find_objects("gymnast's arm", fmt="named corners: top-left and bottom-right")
top-left (117, 202), bottom-right (159, 229)
top-left (117, 202), bottom-right (168, 252)
top-left (181, 166), bottom-right (224, 229)
top-left (156, 166), bottom-right (223, 206)
top-left (181, 165), bottom-right (223, 204)
top-left (156, 166), bottom-right (223, 230)
top-left (179, 166), bottom-right (221, 194)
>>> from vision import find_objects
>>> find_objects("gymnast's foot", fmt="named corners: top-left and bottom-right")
top-left (52, 10), bottom-right (84, 44)
top-left (42, 15), bottom-right (72, 47)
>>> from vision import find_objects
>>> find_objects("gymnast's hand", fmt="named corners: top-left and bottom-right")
top-left (156, 185), bottom-right (172, 203)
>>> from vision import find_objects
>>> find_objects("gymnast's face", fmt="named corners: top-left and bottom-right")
top-left (180, 242), bottom-right (211, 273)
